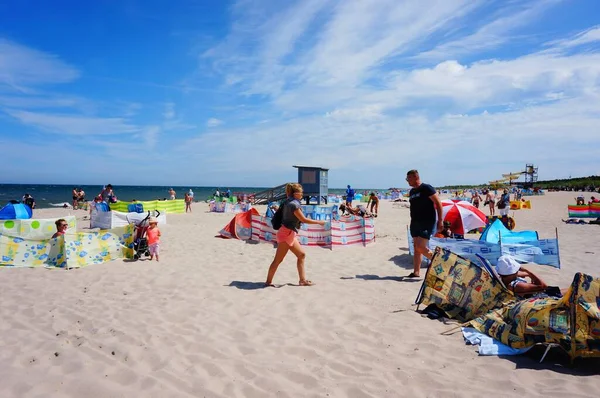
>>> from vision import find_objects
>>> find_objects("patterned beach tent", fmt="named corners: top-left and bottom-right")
top-left (415, 248), bottom-right (515, 322)
top-left (0, 202), bottom-right (32, 220)
top-left (470, 272), bottom-right (600, 361)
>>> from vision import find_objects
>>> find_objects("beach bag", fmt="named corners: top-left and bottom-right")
top-left (497, 200), bottom-right (506, 209)
top-left (271, 202), bottom-right (285, 230)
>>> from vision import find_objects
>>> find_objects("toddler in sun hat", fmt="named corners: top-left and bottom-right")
top-left (146, 217), bottom-right (161, 262)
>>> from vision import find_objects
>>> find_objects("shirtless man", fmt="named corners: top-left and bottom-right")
top-left (366, 192), bottom-right (379, 216)
top-left (485, 189), bottom-right (495, 216)
top-left (169, 188), bottom-right (176, 200)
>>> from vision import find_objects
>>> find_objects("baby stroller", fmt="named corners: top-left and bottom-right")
top-left (127, 210), bottom-right (160, 260)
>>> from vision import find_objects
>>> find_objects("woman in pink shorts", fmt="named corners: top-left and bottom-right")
top-left (265, 183), bottom-right (327, 287)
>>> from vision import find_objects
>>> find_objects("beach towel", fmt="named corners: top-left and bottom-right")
top-left (461, 327), bottom-right (532, 356)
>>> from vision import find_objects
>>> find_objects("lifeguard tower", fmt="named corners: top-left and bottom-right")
top-left (293, 165), bottom-right (329, 205)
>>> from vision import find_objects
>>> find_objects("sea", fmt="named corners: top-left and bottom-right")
top-left (0, 184), bottom-right (387, 209)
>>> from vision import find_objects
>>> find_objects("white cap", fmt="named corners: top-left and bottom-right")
top-left (496, 255), bottom-right (521, 276)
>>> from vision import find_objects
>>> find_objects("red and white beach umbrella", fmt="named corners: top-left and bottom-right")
top-left (441, 199), bottom-right (487, 235)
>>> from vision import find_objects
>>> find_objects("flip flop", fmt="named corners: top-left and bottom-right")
top-left (406, 272), bottom-right (421, 278)
top-left (299, 280), bottom-right (315, 286)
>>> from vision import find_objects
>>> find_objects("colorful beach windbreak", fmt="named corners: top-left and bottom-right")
top-left (568, 204), bottom-right (600, 218)
top-left (0, 219), bottom-right (134, 268)
top-left (0, 216), bottom-right (77, 239)
top-left (416, 248), bottom-right (600, 360)
top-left (109, 199), bottom-right (185, 214)
top-left (408, 234), bottom-right (561, 268)
top-left (251, 214), bottom-right (375, 248)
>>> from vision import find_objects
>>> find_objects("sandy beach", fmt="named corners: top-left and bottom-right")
top-left (1, 191), bottom-right (599, 397)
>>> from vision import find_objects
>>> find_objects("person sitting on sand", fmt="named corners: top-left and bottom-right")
top-left (589, 196), bottom-right (599, 204)
top-left (52, 219), bottom-right (69, 238)
top-left (496, 255), bottom-right (555, 297)
top-left (576, 195), bottom-right (585, 205)
top-left (366, 192), bottom-right (379, 216)
top-left (439, 221), bottom-right (453, 238)
top-left (265, 183), bottom-right (327, 287)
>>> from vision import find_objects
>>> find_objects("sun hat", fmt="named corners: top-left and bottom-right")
top-left (496, 255), bottom-right (521, 276)
top-left (148, 217), bottom-right (158, 224)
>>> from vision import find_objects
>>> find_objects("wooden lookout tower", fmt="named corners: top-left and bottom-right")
top-left (293, 165), bottom-right (329, 205)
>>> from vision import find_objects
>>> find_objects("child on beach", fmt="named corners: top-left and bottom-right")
top-left (265, 183), bottom-right (327, 287)
top-left (147, 217), bottom-right (161, 262)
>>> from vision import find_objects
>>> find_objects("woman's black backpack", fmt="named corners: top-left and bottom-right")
top-left (271, 202), bottom-right (285, 230)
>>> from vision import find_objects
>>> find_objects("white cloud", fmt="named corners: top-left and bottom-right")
top-left (206, 117), bottom-right (223, 127)
top-left (4, 109), bottom-right (139, 135)
top-left (0, 39), bottom-right (80, 91)
top-left (545, 25), bottom-right (600, 50)
top-left (414, 0), bottom-right (563, 61)
top-left (163, 102), bottom-right (175, 119)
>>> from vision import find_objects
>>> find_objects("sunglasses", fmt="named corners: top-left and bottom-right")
top-left (60, 224), bottom-right (68, 227)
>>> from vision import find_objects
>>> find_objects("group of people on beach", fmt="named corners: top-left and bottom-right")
top-left (266, 170), bottom-right (554, 298)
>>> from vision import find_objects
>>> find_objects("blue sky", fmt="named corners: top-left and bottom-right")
top-left (1, 0), bottom-right (599, 188)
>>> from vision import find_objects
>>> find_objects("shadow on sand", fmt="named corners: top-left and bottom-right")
top-left (227, 281), bottom-right (296, 290)
top-left (341, 275), bottom-right (421, 283)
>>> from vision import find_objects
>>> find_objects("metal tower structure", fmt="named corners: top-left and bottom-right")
top-left (523, 164), bottom-right (538, 188)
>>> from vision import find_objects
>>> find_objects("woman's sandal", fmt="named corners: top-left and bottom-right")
top-left (406, 272), bottom-right (421, 278)
top-left (299, 280), bottom-right (315, 286)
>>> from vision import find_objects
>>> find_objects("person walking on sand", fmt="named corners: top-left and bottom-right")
top-left (366, 192), bottom-right (379, 216)
top-left (147, 217), bottom-right (161, 262)
top-left (485, 189), bottom-right (495, 216)
top-left (406, 169), bottom-right (443, 278)
top-left (471, 190), bottom-right (481, 208)
top-left (265, 183), bottom-right (327, 287)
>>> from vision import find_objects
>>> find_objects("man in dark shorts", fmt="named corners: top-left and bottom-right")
top-left (406, 169), bottom-right (443, 278)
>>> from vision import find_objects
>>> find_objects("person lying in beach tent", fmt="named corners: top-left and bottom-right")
top-left (219, 208), bottom-right (260, 240)
top-left (0, 202), bottom-right (33, 220)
